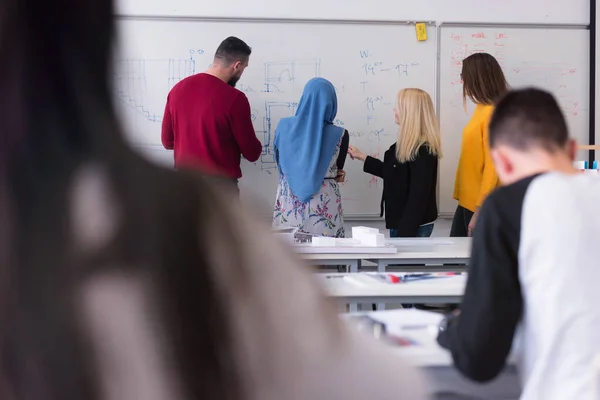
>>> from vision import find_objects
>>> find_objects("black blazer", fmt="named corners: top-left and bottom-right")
top-left (363, 143), bottom-right (438, 236)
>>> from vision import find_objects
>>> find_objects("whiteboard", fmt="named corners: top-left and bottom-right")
top-left (438, 26), bottom-right (590, 214)
top-left (114, 19), bottom-right (437, 216)
top-left (116, 0), bottom-right (590, 25)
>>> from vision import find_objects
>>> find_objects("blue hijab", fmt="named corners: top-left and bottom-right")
top-left (274, 78), bottom-right (345, 203)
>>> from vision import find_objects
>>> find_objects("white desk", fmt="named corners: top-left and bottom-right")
top-left (301, 253), bottom-right (369, 273)
top-left (372, 238), bottom-right (472, 272)
top-left (319, 273), bottom-right (466, 312)
top-left (298, 237), bottom-right (472, 274)
top-left (352, 309), bottom-right (521, 399)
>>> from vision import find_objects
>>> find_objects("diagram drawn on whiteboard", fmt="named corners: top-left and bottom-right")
top-left (113, 52), bottom-right (321, 173)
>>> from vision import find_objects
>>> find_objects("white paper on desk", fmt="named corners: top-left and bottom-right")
top-left (370, 310), bottom-right (443, 350)
top-left (363, 272), bottom-right (456, 285)
top-left (387, 238), bottom-right (454, 246)
top-left (319, 274), bottom-right (371, 289)
top-left (332, 238), bottom-right (362, 246)
top-left (369, 309), bottom-right (443, 328)
top-left (316, 238), bottom-right (385, 247)
top-left (349, 310), bottom-right (454, 367)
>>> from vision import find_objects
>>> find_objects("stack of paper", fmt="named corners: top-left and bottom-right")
top-left (352, 226), bottom-right (385, 246)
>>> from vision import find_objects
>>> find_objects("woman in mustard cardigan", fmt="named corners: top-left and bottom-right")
top-left (451, 53), bottom-right (509, 237)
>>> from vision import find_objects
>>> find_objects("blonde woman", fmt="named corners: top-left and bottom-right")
top-left (349, 88), bottom-right (441, 237)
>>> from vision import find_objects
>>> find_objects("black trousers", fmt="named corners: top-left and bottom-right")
top-left (450, 205), bottom-right (474, 237)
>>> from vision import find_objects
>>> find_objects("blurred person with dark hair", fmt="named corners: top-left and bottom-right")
top-left (0, 1), bottom-right (428, 399)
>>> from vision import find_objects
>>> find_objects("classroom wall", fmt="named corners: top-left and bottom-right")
top-left (116, 0), bottom-right (589, 25)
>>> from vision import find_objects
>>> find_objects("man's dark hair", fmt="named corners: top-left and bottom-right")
top-left (489, 88), bottom-right (569, 152)
top-left (214, 36), bottom-right (252, 66)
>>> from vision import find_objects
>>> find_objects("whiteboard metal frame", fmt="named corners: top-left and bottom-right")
top-left (591, 0), bottom-right (597, 165)
top-left (116, 14), bottom-right (437, 26)
top-left (439, 22), bottom-right (589, 29)
top-left (435, 24), bottom-right (443, 212)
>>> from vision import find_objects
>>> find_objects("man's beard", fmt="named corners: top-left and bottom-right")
top-left (228, 76), bottom-right (240, 87)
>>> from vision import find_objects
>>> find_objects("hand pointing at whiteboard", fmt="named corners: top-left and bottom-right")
top-left (348, 145), bottom-right (367, 162)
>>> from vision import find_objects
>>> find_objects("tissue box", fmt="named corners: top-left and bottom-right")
top-left (352, 226), bottom-right (385, 247)
top-left (352, 226), bottom-right (379, 237)
top-left (358, 233), bottom-right (385, 246)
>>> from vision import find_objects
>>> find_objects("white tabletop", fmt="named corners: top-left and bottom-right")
top-left (375, 237), bottom-right (471, 260)
top-left (347, 309), bottom-right (519, 368)
top-left (347, 309), bottom-right (450, 367)
top-left (298, 237), bottom-right (471, 262)
top-left (301, 252), bottom-right (371, 261)
top-left (319, 272), bottom-right (467, 303)
top-left (344, 310), bottom-right (522, 399)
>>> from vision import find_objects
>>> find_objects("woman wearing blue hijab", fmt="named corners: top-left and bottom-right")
top-left (273, 77), bottom-right (350, 237)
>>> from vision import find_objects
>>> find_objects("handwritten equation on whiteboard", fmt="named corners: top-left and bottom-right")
top-left (446, 30), bottom-right (584, 118)
top-left (113, 48), bottom-right (422, 183)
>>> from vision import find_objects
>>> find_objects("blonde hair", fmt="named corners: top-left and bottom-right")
top-left (395, 88), bottom-right (442, 163)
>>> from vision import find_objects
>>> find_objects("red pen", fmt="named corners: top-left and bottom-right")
top-left (386, 273), bottom-right (432, 283)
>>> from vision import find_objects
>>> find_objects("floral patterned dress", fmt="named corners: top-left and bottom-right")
top-left (273, 139), bottom-right (345, 238)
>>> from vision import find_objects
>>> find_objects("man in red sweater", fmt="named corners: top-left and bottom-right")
top-left (161, 36), bottom-right (262, 193)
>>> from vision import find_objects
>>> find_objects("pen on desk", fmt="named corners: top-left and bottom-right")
top-left (326, 275), bottom-right (345, 279)
top-left (400, 273), bottom-right (432, 282)
top-left (400, 324), bottom-right (430, 330)
top-left (383, 273), bottom-right (431, 283)
top-left (402, 273), bottom-right (431, 279)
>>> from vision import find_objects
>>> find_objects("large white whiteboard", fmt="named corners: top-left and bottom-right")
top-left (114, 19), bottom-right (437, 216)
top-left (438, 26), bottom-right (590, 215)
